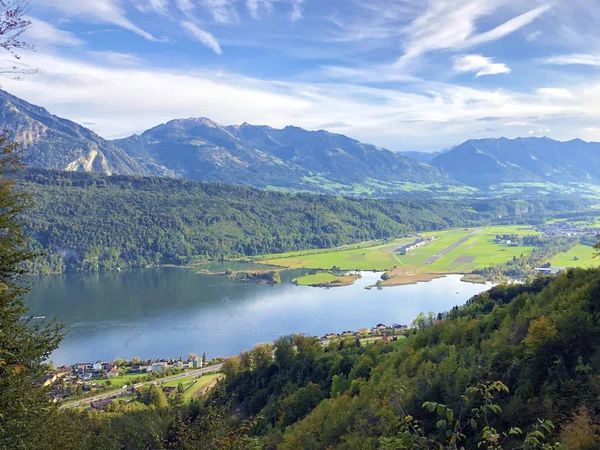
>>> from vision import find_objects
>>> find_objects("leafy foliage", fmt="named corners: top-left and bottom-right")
top-left (16, 169), bottom-right (587, 274)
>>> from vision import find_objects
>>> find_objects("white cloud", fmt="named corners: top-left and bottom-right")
top-left (134, 0), bottom-right (169, 15)
top-left (400, 1), bottom-right (551, 59)
top-left (89, 51), bottom-right (145, 66)
top-left (291, 0), bottom-right (304, 22)
top-left (537, 88), bottom-right (574, 99)
top-left (176, 0), bottom-right (195, 13)
top-left (464, 4), bottom-right (553, 47)
top-left (584, 127), bottom-right (600, 133)
top-left (24, 16), bottom-right (84, 47)
top-left (454, 54), bottom-right (511, 77)
top-left (4, 51), bottom-right (600, 151)
top-left (542, 54), bottom-right (600, 67)
top-left (200, 0), bottom-right (239, 24)
top-left (181, 21), bottom-right (223, 55)
top-left (32, 0), bottom-right (157, 41)
top-left (246, 0), bottom-right (273, 19)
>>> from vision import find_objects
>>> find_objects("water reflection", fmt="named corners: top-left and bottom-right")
top-left (26, 268), bottom-right (492, 365)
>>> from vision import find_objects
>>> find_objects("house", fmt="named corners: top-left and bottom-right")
top-left (52, 366), bottom-right (71, 380)
top-left (151, 361), bottom-right (169, 373)
top-left (381, 335), bottom-right (393, 342)
top-left (106, 366), bottom-right (120, 378)
top-left (80, 372), bottom-right (93, 381)
top-left (534, 267), bottom-right (564, 275)
top-left (190, 357), bottom-right (203, 369)
top-left (90, 399), bottom-right (113, 410)
top-left (92, 361), bottom-right (103, 372)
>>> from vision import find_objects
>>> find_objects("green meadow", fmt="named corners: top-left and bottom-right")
top-left (551, 244), bottom-right (598, 268)
top-left (264, 226), bottom-right (544, 274)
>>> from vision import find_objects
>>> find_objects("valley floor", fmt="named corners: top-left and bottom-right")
top-left (254, 224), bottom-right (597, 286)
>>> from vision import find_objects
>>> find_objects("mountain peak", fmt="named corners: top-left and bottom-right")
top-left (167, 117), bottom-right (221, 128)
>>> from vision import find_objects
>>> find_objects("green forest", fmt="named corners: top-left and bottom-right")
top-left (17, 268), bottom-right (600, 449)
top-left (16, 169), bottom-right (589, 274)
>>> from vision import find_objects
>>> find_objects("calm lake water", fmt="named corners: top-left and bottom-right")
top-left (25, 268), bottom-right (492, 365)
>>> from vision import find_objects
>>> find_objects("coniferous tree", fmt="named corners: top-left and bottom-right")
top-left (0, 136), bottom-right (64, 448)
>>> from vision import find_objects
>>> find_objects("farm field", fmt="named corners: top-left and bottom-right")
top-left (550, 244), bottom-right (598, 268)
top-left (262, 238), bottom-right (409, 271)
top-left (264, 226), bottom-right (542, 275)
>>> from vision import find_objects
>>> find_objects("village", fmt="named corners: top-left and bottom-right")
top-left (320, 322), bottom-right (409, 344)
top-left (44, 353), bottom-right (220, 408)
top-left (536, 220), bottom-right (600, 239)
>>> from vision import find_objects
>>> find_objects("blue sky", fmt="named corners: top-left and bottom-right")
top-left (2, 0), bottom-right (600, 151)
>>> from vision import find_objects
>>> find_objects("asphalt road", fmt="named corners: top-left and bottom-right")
top-left (59, 363), bottom-right (224, 409)
top-left (423, 229), bottom-right (483, 265)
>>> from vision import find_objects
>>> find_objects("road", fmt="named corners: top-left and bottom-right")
top-left (423, 230), bottom-right (482, 265)
top-left (59, 363), bottom-right (224, 409)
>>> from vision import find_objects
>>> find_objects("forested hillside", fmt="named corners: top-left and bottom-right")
top-left (44, 268), bottom-right (600, 448)
top-left (17, 169), bottom-right (587, 274)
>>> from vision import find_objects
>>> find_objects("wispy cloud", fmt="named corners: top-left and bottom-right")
top-left (246, 0), bottom-right (274, 19)
top-left (181, 21), bottom-right (223, 55)
top-left (542, 53), bottom-right (600, 67)
top-left (454, 54), bottom-right (511, 77)
top-left (400, 1), bottom-right (552, 60)
top-left (24, 16), bottom-right (84, 47)
top-left (133, 0), bottom-right (170, 16)
top-left (33, 0), bottom-right (158, 41)
top-left (464, 4), bottom-right (553, 48)
top-left (536, 88), bottom-right (574, 99)
top-left (89, 51), bottom-right (145, 66)
top-left (291, 0), bottom-right (305, 22)
top-left (6, 51), bottom-right (600, 151)
top-left (200, 0), bottom-right (239, 24)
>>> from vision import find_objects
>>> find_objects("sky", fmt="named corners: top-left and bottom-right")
top-left (1, 0), bottom-right (600, 151)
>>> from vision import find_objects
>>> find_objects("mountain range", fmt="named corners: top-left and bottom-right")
top-left (0, 90), bottom-right (449, 196)
top-left (2, 88), bottom-right (600, 197)
top-left (430, 137), bottom-right (600, 187)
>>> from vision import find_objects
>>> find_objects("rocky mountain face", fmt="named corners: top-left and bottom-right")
top-left (431, 137), bottom-right (600, 187)
top-left (4, 89), bottom-right (600, 196)
top-left (0, 90), bottom-right (146, 176)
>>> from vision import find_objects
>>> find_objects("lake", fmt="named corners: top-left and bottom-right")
top-left (25, 268), bottom-right (492, 365)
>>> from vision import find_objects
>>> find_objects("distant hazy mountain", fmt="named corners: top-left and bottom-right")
top-left (431, 137), bottom-right (600, 187)
top-left (401, 150), bottom-right (447, 164)
top-left (0, 90), bottom-right (146, 175)
top-left (113, 118), bottom-right (452, 191)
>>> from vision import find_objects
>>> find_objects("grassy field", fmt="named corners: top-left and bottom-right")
top-left (265, 226), bottom-right (542, 274)
top-left (183, 374), bottom-right (221, 400)
top-left (162, 375), bottom-right (198, 388)
top-left (95, 372), bottom-right (147, 387)
top-left (551, 244), bottom-right (598, 268)
top-left (263, 238), bottom-right (409, 271)
top-left (260, 224), bottom-right (600, 283)
top-left (293, 272), bottom-right (358, 287)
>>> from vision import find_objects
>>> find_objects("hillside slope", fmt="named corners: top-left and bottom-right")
top-left (52, 269), bottom-right (600, 449)
top-left (432, 137), bottom-right (600, 187)
top-left (113, 119), bottom-right (453, 194)
top-left (17, 169), bottom-right (582, 274)
top-left (0, 90), bottom-right (148, 176)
